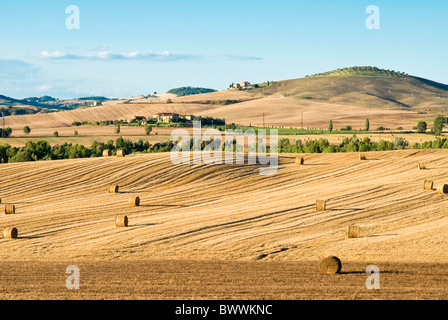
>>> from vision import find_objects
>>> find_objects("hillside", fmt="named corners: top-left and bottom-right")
top-left (1, 150), bottom-right (448, 263)
top-left (249, 67), bottom-right (448, 111)
top-left (2, 67), bottom-right (447, 130)
top-left (0, 94), bottom-right (113, 116)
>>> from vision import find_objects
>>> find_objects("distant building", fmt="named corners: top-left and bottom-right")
top-left (240, 81), bottom-right (251, 88)
top-left (233, 81), bottom-right (252, 89)
top-left (153, 113), bottom-right (180, 123)
top-left (93, 101), bottom-right (103, 106)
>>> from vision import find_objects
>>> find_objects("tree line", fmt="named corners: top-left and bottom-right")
top-left (0, 137), bottom-right (175, 163)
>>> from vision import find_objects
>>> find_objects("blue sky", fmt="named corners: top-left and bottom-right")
top-left (0, 0), bottom-right (447, 99)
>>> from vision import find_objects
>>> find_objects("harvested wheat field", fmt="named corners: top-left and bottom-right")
top-left (1, 149), bottom-right (448, 299)
top-left (3, 94), bottom-right (431, 132)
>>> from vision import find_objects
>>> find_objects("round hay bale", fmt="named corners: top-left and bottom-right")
top-left (436, 184), bottom-right (448, 194)
top-left (3, 227), bottom-right (18, 239)
top-left (418, 162), bottom-right (426, 170)
top-left (295, 157), bottom-right (304, 165)
top-left (424, 180), bottom-right (434, 190)
top-left (109, 184), bottom-right (119, 194)
top-left (103, 149), bottom-right (112, 157)
top-left (0, 198), bottom-right (1, 204)
top-left (319, 256), bottom-right (342, 275)
top-left (316, 200), bottom-right (326, 211)
top-left (348, 226), bottom-right (360, 239)
top-left (4, 204), bottom-right (15, 215)
top-left (129, 196), bottom-right (140, 207)
top-left (117, 150), bottom-right (126, 157)
top-left (115, 215), bottom-right (128, 227)
top-left (359, 153), bottom-right (367, 161)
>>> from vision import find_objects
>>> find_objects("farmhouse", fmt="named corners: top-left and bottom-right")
top-left (240, 81), bottom-right (251, 88)
top-left (233, 81), bottom-right (252, 89)
top-left (93, 101), bottom-right (102, 106)
top-left (153, 113), bottom-right (180, 123)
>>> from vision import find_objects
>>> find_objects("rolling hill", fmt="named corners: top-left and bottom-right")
top-left (0, 94), bottom-right (113, 117)
top-left (1, 149), bottom-right (447, 263)
top-left (250, 67), bottom-right (448, 111)
top-left (1, 67), bottom-right (447, 130)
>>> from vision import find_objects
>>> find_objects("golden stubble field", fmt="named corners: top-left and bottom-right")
top-left (3, 93), bottom-right (433, 131)
top-left (0, 149), bottom-right (448, 299)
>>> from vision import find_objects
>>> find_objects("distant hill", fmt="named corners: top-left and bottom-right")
top-left (0, 95), bottom-right (48, 116)
top-left (77, 96), bottom-right (109, 102)
top-left (0, 94), bottom-right (112, 116)
top-left (167, 87), bottom-right (217, 97)
top-left (250, 66), bottom-right (448, 111)
top-left (24, 96), bottom-right (58, 104)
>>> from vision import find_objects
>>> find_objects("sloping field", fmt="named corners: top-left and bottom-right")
top-left (171, 89), bottom-right (259, 103)
top-left (3, 95), bottom-right (430, 131)
top-left (2, 103), bottom-right (202, 130)
top-left (253, 75), bottom-right (448, 111)
top-left (0, 149), bottom-right (447, 263)
top-left (197, 96), bottom-right (429, 129)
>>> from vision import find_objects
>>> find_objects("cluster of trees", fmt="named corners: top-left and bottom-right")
top-left (328, 116), bottom-right (446, 135)
top-left (0, 137), bottom-right (175, 163)
top-left (0, 107), bottom-right (40, 116)
top-left (167, 87), bottom-right (216, 97)
top-left (278, 135), bottom-right (448, 153)
top-left (311, 66), bottom-right (408, 78)
top-left (72, 120), bottom-right (136, 126)
top-left (0, 127), bottom-right (12, 138)
top-left (278, 135), bottom-right (410, 153)
top-left (417, 117), bottom-right (445, 135)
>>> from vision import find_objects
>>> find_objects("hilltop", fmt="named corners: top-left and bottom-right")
top-left (167, 87), bottom-right (217, 97)
top-left (247, 67), bottom-right (448, 111)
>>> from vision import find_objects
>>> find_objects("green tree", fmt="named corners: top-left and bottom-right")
top-left (365, 118), bottom-right (370, 132)
top-left (329, 120), bottom-right (333, 133)
top-left (74, 131), bottom-right (79, 136)
top-left (115, 124), bottom-right (121, 135)
top-left (433, 116), bottom-right (445, 136)
top-left (53, 131), bottom-right (59, 137)
top-left (145, 125), bottom-right (152, 136)
top-left (9, 149), bottom-right (33, 163)
top-left (0, 127), bottom-right (12, 138)
top-left (417, 121), bottom-right (427, 133)
top-left (23, 126), bottom-right (31, 135)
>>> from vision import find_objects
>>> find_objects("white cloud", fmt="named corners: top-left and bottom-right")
top-left (40, 51), bottom-right (68, 59)
top-left (37, 84), bottom-right (53, 91)
top-left (37, 50), bottom-right (202, 61)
